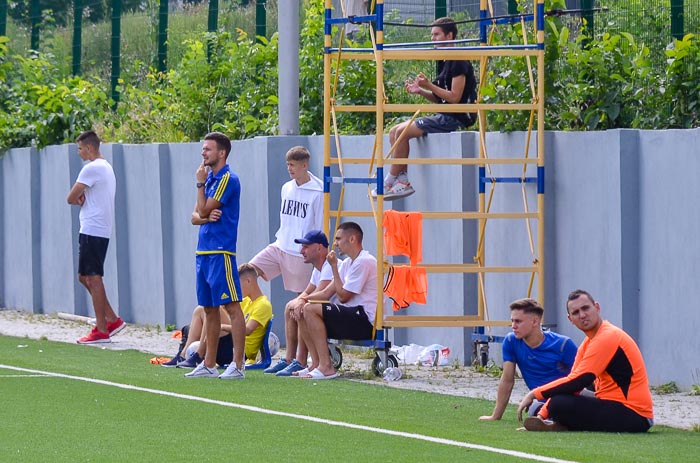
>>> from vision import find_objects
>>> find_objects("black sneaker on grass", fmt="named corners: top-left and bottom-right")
top-left (161, 354), bottom-right (185, 368)
top-left (523, 416), bottom-right (568, 432)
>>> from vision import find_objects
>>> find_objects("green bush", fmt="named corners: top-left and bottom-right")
top-left (100, 28), bottom-right (280, 142)
top-left (102, 0), bottom-right (390, 142)
top-left (0, 36), bottom-right (111, 151)
top-left (663, 33), bottom-right (700, 128)
top-left (1, 0), bottom-right (699, 150)
top-left (481, 0), bottom-right (684, 131)
top-left (556, 31), bottom-right (661, 130)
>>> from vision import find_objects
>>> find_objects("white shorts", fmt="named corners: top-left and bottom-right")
top-left (249, 245), bottom-right (312, 293)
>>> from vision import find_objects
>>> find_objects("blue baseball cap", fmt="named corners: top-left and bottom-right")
top-left (294, 230), bottom-right (329, 248)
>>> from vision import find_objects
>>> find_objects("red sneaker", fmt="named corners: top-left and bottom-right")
top-left (77, 327), bottom-right (111, 344)
top-left (107, 317), bottom-right (126, 336)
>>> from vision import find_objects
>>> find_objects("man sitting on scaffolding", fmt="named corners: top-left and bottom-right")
top-left (378, 17), bottom-right (477, 201)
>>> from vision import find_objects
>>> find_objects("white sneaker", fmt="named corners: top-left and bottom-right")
top-left (371, 180), bottom-right (395, 198)
top-left (384, 180), bottom-right (415, 201)
top-left (219, 363), bottom-right (245, 380)
top-left (184, 362), bottom-right (219, 378)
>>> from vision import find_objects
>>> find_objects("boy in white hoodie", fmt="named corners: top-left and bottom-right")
top-left (250, 146), bottom-right (324, 293)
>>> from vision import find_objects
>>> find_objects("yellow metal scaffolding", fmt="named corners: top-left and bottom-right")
top-left (323, 0), bottom-right (546, 358)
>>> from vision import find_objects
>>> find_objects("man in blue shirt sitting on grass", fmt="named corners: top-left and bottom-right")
top-left (479, 298), bottom-right (578, 421)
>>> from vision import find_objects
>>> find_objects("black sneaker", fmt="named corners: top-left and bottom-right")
top-left (161, 354), bottom-right (185, 368)
top-left (523, 416), bottom-right (568, 432)
top-left (176, 352), bottom-right (202, 369)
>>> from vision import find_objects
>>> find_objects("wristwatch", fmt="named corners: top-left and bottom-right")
top-left (196, 182), bottom-right (205, 188)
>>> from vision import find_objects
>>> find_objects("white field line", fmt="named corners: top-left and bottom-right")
top-left (0, 364), bottom-right (578, 463)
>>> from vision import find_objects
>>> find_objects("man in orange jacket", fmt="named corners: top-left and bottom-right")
top-left (517, 289), bottom-right (654, 432)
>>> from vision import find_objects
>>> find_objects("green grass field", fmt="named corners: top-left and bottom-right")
top-left (1, 335), bottom-right (697, 462)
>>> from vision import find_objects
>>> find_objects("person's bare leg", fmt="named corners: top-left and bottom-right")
top-left (218, 306), bottom-right (232, 336)
top-left (202, 306), bottom-right (220, 369)
top-left (197, 330), bottom-right (208, 354)
top-left (182, 305), bottom-right (205, 354)
top-left (303, 304), bottom-right (334, 375)
top-left (223, 301), bottom-right (245, 369)
top-left (284, 302), bottom-right (299, 363)
top-left (79, 274), bottom-right (116, 333)
top-left (388, 121), bottom-right (425, 176)
top-left (295, 332), bottom-right (309, 367)
top-left (297, 312), bottom-right (318, 371)
top-left (296, 321), bottom-right (316, 371)
top-left (195, 308), bottom-right (229, 359)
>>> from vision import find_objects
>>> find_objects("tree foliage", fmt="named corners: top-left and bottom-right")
top-left (0, 0), bottom-right (699, 150)
top-left (0, 37), bottom-right (111, 151)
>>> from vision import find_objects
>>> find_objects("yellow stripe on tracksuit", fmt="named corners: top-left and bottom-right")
top-left (213, 172), bottom-right (230, 202)
top-left (223, 254), bottom-right (239, 301)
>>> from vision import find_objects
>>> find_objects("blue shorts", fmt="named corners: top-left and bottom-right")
top-left (415, 113), bottom-right (466, 134)
top-left (196, 253), bottom-right (242, 307)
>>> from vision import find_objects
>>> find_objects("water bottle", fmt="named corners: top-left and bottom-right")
top-left (383, 367), bottom-right (402, 381)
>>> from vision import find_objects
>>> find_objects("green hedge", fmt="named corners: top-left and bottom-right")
top-left (0, 0), bottom-right (698, 151)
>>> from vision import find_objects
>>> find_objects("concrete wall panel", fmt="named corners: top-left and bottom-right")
top-left (39, 144), bottom-right (76, 313)
top-left (2, 148), bottom-right (36, 310)
top-left (636, 128), bottom-right (700, 386)
top-left (547, 130), bottom-right (625, 346)
top-left (112, 144), bottom-right (166, 325)
top-left (2, 129), bottom-right (700, 386)
top-left (164, 142), bottom-right (204, 325)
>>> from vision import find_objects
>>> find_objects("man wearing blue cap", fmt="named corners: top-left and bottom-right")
top-left (265, 230), bottom-right (336, 376)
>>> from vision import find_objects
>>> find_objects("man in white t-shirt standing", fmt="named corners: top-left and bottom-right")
top-left (67, 130), bottom-right (124, 344)
top-left (250, 146), bottom-right (324, 293)
top-left (297, 222), bottom-right (377, 380)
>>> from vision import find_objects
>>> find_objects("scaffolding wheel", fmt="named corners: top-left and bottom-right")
top-left (479, 344), bottom-right (489, 367)
top-left (371, 353), bottom-right (399, 377)
top-left (329, 345), bottom-right (343, 370)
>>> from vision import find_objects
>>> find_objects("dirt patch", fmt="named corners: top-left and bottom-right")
top-left (1, 308), bottom-right (697, 430)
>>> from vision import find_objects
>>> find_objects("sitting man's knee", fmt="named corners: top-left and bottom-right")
top-left (302, 303), bottom-right (323, 320)
top-left (392, 123), bottom-right (407, 137)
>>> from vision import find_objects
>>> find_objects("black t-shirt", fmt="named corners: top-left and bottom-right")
top-left (434, 60), bottom-right (477, 127)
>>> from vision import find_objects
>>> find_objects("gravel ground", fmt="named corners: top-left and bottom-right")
top-left (1, 308), bottom-right (698, 430)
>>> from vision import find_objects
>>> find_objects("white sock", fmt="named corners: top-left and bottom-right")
top-left (384, 173), bottom-right (397, 186)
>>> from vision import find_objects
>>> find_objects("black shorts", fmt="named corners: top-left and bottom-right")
top-left (322, 303), bottom-right (373, 340)
top-left (78, 233), bottom-right (110, 276)
top-left (216, 333), bottom-right (234, 367)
